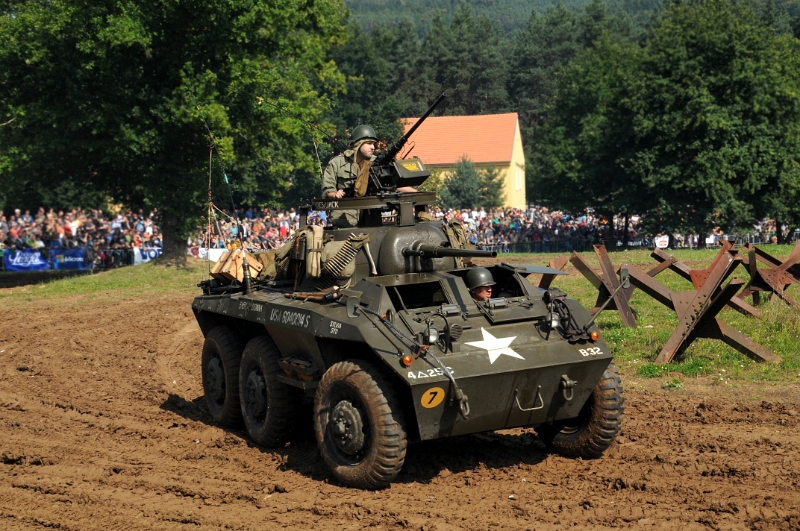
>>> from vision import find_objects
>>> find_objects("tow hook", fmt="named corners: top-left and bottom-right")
top-left (560, 375), bottom-right (578, 401)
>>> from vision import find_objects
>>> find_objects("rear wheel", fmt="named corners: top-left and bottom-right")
top-left (201, 325), bottom-right (244, 427)
top-left (314, 360), bottom-right (407, 489)
top-left (239, 335), bottom-right (302, 447)
top-left (538, 362), bottom-right (624, 458)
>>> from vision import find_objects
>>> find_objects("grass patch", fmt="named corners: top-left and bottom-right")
top-left (508, 245), bottom-right (800, 385)
top-left (0, 258), bottom-right (209, 306)
top-left (3, 246), bottom-right (799, 386)
top-left (661, 377), bottom-right (684, 390)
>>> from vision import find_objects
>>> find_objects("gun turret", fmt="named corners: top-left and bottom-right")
top-left (368, 93), bottom-right (447, 194)
top-left (402, 245), bottom-right (497, 259)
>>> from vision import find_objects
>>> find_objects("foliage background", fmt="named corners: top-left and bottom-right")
top-left (3, 0), bottom-right (800, 248)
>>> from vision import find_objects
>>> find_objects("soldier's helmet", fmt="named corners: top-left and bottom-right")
top-left (351, 124), bottom-right (378, 144)
top-left (465, 267), bottom-right (496, 290)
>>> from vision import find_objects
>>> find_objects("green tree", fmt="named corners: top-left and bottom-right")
top-left (509, 1), bottom-right (636, 201)
top-left (398, 3), bottom-right (509, 117)
top-left (508, 3), bottom-right (580, 142)
top-left (0, 0), bottom-right (346, 251)
top-left (761, 0), bottom-right (793, 35)
top-left (325, 21), bottom-right (413, 142)
top-left (479, 165), bottom-right (505, 208)
top-left (630, 0), bottom-right (800, 239)
top-left (532, 35), bottom-right (643, 222)
top-left (439, 157), bottom-right (505, 209)
top-left (440, 157), bottom-right (482, 209)
top-left (534, 0), bottom-right (800, 241)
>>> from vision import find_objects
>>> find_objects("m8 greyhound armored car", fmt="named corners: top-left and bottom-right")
top-left (192, 95), bottom-right (624, 489)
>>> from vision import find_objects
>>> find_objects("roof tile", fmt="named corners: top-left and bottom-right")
top-left (400, 113), bottom-right (518, 165)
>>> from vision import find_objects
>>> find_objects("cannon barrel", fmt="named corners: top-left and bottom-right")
top-left (402, 245), bottom-right (497, 259)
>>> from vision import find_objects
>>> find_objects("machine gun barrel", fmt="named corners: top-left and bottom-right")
top-left (377, 92), bottom-right (446, 164)
top-left (403, 245), bottom-right (497, 259)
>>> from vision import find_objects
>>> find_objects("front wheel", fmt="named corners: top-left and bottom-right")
top-left (314, 360), bottom-right (407, 489)
top-left (538, 362), bottom-right (624, 458)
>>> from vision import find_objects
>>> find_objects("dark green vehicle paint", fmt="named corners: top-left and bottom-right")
top-left (192, 94), bottom-right (623, 489)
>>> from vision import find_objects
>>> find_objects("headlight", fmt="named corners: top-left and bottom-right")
top-left (549, 312), bottom-right (560, 331)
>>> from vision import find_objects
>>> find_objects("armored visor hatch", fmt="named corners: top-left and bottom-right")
top-left (192, 94), bottom-right (624, 489)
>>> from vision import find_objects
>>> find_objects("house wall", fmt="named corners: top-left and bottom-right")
top-left (425, 119), bottom-right (527, 209)
top-left (505, 118), bottom-right (527, 209)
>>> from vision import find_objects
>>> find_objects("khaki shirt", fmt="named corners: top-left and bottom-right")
top-left (321, 150), bottom-right (375, 227)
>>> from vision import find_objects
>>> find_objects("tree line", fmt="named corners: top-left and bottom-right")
top-left (328, 0), bottom-right (800, 241)
top-left (2, 0), bottom-right (800, 251)
top-left (345, 0), bottom-right (664, 37)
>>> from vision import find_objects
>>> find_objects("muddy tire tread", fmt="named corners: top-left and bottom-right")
top-left (201, 325), bottom-right (244, 428)
top-left (314, 360), bottom-right (407, 490)
top-left (539, 362), bottom-right (624, 459)
top-left (239, 335), bottom-right (301, 447)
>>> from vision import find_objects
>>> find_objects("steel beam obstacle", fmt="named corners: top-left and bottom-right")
top-left (650, 242), bottom-right (761, 318)
top-left (738, 241), bottom-right (800, 308)
top-left (621, 253), bottom-right (781, 365)
top-left (570, 245), bottom-right (637, 328)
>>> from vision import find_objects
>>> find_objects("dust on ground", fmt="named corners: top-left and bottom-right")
top-left (1, 288), bottom-right (799, 530)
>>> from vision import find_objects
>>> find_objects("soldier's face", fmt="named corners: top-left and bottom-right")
top-left (359, 141), bottom-right (375, 158)
top-left (471, 285), bottom-right (492, 302)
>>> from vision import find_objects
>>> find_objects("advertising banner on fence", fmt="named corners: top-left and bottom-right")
top-left (188, 247), bottom-right (227, 262)
top-left (51, 247), bottom-right (89, 270)
top-left (3, 249), bottom-right (50, 272)
top-left (134, 247), bottom-right (163, 265)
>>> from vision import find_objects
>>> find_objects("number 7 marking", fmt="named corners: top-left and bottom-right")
top-left (421, 387), bottom-right (445, 409)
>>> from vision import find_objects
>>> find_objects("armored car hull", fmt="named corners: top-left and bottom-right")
top-left (193, 93), bottom-right (622, 488)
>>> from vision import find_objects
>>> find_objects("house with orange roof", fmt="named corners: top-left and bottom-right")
top-left (400, 113), bottom-right (526, 208)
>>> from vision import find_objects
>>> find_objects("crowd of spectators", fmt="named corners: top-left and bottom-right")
top-left (187, 204), bottom-right (647, 255)
top-left (0, 206), bottom-right (162, 269)
top-left (188, 206), bottom-right (318, 254)
top-left (4, 203), bottom-right (789, 271)
top-left (444, 206), bottom-right (643, 253)
top-left (189, 203), bottom-right (797, 256)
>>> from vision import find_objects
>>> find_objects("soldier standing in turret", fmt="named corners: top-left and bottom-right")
top-left (321, 125), bottom-right (415, 228)
top-left (321, 125), bottom-right (378, 227)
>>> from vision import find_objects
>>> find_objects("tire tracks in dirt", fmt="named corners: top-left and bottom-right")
top-left (1, 291), bottom-right (799, 530)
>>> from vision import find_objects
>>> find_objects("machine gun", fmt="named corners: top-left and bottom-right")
top-left (367, 92), bottom-right (447, 195)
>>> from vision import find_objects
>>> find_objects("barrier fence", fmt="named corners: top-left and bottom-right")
top-left (477, 231), bottom-right (799, 254)
top-left (0, 246), bottom-right (163, 272)
top-left (8, 231), bottom-right (795, 272)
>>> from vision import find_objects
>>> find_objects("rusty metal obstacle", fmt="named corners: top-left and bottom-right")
top-left (621, 251), bottom-right (781, 364)
top-left (534, 255), bottom-right (569, 289)
top-left (569, 245), bottom-right (638, 327)
top-left (738, 241), bottom-right (800, 308)
top-left (558, 243), bottom-right (783, 365)
top-left (650, 242), bottom-right (761, 318)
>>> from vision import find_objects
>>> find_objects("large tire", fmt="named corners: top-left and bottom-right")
top-left (538, 362), bottom-right (624, 458)
top-left (201, 325), bottom-right (244, 427)
top-left (314, 360), bottom-right (407, 489)
top-left (239, 335), bottom-right (302, 447)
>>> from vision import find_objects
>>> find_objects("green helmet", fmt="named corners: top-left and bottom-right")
top-left (465, 267), bottom-right (495, 290)
top-left (351, 124), bottom-right (377, 144)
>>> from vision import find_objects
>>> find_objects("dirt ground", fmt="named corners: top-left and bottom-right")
top-left (1, 287), bottom-right (799, 531)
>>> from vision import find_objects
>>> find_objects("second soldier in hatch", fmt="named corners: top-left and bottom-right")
top-left (321, 125), bottom-right (415, 227)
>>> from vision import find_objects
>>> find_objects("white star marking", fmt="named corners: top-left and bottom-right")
top-left (465, 328), bottom-right (524, 364)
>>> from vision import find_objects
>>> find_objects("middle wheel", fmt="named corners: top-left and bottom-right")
top-left (238, 335), bottom-right (301, 447)
top-left (314, 360), bottom-right (407, 490)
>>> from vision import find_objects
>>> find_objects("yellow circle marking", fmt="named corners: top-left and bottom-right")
top-left (421, 387), bottom-right (446, 409)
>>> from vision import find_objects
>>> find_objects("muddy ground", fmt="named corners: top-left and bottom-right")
top-left (1, 286), bottom-right (799, 530)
